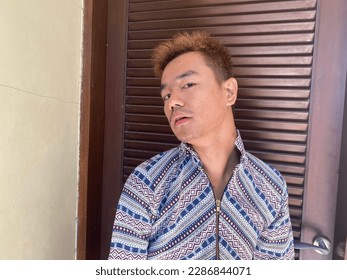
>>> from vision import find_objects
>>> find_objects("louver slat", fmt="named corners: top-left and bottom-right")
top-left (130, 0), bottom-right (316, 14)
top-left (129, 11), bottom-right (316, 30)
top-left (125, 0), bottom-right (317, 258)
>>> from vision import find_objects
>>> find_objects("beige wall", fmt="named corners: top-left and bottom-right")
top-left (0, 1), bottom-right (83, 259)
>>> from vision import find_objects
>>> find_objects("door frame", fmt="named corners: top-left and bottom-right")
top-left (100, 0), bottom-right (128, 260)
top-left (77, 0), bottom-right (127, 260)
top-left (300, 0), bottom-right (347, 260)
top-left (77, 0), bottom-right (108, 260)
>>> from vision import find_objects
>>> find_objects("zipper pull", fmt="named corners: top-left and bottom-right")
top-left (216, 199), bottom-right (221, 214)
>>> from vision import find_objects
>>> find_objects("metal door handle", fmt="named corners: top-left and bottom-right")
top-left (294, 236), bottom-right (331, 255)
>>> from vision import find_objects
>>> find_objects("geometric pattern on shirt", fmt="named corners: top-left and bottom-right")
top-left (109, 131), bottom-right (294, 260)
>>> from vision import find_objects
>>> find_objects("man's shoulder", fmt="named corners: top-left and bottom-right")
top-left (124, 146), bottom-right (182, 192)
top-left (133, 145), bottom-right (182, 177)
top-left (244, 151), bottom-right (286, 191)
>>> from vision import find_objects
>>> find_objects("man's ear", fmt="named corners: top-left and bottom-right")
top-left (224, 77), bottom-right (238, 106)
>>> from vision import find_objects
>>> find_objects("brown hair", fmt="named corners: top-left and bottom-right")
top-left (152, 31), bottom-right (233, 81)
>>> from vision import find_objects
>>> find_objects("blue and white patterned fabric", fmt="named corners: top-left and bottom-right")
top-left (109, 131), bottom-right (294, 260)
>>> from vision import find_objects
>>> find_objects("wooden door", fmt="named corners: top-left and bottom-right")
top-left (123, 1), bottom-right (318, 260)
top-left (78, 0), bottom-right (347, 259)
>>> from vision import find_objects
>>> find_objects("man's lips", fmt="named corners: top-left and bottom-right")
top-left (170, 113), bottom-right (191, 127)
top-left (174, 116), bottom-right (190, 126)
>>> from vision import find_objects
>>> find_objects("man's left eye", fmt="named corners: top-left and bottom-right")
top-left (183, 82), bottom-right (196, 89)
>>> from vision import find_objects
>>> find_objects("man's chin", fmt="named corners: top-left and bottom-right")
top-left (174, 133), bottom-right (197, 144)
top-left (172, 127), bottom-right (202, 144)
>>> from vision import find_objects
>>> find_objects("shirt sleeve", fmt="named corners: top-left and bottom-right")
top-left (253, 189), bottom-right (295, 260)
top-left (108, 172), bottom-right (154, 260)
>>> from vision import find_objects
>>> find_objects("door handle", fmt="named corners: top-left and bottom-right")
top-left (294, 236), bottom-right (331, 255)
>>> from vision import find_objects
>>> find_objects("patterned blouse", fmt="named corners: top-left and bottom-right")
top-left (109, 132), bottom-right (294, 260)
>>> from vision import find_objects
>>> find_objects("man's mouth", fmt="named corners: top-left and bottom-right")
top-left (173, 116), bottom-right (190, 126)
top-left (175, 116), bottom-right (186, 122)
top-left (170, 110), bottom-right (192, 127)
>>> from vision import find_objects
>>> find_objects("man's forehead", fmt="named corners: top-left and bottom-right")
top-left (161, 52), bottom-right (205, 76)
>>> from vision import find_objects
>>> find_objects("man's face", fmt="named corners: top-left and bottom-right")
top-left (160, 51), bottom-right (236, 146)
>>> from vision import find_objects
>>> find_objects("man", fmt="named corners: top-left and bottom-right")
top-left (108, 31), bottom-right (294, 260)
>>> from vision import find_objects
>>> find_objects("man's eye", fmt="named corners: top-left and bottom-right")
top-left (183, 82), bottom-right (196, 89)
top-left (162, 93), bottom-right (171, 101)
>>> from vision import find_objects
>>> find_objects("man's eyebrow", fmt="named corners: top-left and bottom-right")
top-left (160, 83), bottom-right (167, 93)
top-left (160, 70), bottom-right (198, 93)
top-left (176, 70), bottom-right (198, 80)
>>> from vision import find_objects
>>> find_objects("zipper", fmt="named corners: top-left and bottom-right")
top-left (215, 199), bottom-right (221, 260)
top-left (197, 164), bottom-right (223, 260)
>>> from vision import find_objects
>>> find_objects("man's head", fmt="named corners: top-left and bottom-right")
top-left (151, 31), bottom-right (238, 146)
top-left (152, 31), bottom-right (233, 82)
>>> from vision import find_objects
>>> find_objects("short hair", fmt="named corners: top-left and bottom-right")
top-left (152, 31), bottom-right (233, 81)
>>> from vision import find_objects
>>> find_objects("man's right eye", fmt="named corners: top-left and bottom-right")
top-left (162, 93), bottom-right (171, 101)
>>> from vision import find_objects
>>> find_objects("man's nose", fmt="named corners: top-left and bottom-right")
top-left (168, 90), bottom-right (184, 111)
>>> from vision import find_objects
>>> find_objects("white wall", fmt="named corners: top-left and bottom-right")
top-left (0, 0), bottom-right (83, 259)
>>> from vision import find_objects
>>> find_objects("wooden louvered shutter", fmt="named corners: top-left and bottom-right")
top-left (124, 0), bottom-right (317, 259)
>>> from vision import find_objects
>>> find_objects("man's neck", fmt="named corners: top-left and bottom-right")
top-left (192, 129), bottom-right (240, 199)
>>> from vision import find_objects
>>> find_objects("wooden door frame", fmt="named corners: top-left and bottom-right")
top-left (100, 0), bottom-right (128, 260)
top-left (77, 0), bottom-right (108, 260)
top-left (77, 0), bottom-right (127, 260)
top-left (301, 0), bottom-right (347, 259)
